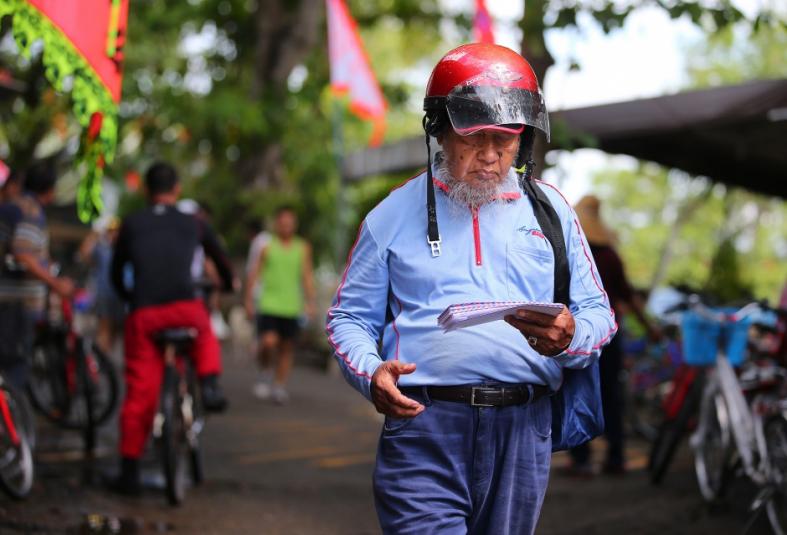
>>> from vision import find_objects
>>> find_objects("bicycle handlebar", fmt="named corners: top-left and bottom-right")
top-left (676, 295), bottom-right (765, 325)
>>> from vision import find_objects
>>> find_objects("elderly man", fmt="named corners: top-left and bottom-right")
top-left (326, 43), bottom-right (616, 534)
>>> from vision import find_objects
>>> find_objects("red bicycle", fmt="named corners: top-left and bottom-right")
top-left (0, 372), bottom-right (34, 499)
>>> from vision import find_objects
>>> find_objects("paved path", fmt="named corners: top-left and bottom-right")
top-left (0, 354), bottom-right (775, 534)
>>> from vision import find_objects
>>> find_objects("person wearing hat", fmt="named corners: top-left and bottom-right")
top-left (326, 43), bottom-right (617, 534)
top-left (568, 195), bottom-right (661, 476)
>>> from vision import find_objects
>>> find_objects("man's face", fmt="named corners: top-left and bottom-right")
top-left (275, 210), bottom-right (297, 238)
top-left (438, 128), bottom-right (520, 190)
top-left (2, 180), bottom-right (21, 200)
top-left (38, 188), bottom-right (56, 206)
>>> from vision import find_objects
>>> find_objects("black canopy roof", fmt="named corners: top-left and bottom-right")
top-left (556, 78), bottom-right (787, 198)
top-left (343, 79), bottom-right (787, 198)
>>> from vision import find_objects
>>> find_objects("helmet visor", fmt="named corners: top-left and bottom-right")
top-left (445, 85), bottom-right (550, 141)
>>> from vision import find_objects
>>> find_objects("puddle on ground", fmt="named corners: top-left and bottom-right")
top-left (65, 514), bottom-right (176, 534)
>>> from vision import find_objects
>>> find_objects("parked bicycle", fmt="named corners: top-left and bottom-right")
top-left (646, 294), bottom-right (706, 485)
top-left (623, 330), bottom-right (682, 443)
top-left (0, 372), bottom-right (34, 499)
top-left (26, 290), bottom-right (119, 453)
top-left (151, 328), bottom-right (205, 506)
top-left (686, 299), bottom-right (786, 534)
top-left (648, 363), bottom-right (705, 484)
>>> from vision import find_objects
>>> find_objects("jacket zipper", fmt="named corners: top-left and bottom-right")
top-left (472, 208), bottom-right (482, 266)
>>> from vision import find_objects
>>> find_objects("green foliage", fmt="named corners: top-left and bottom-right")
top-left (588, 15), bottom-right (787, 303)
top-left (0, 0), bottom-right (780, 272)
top-left (687, 22), bottom-right (787, 87)
top-left (102, 0), bottom-right (450, 266)
top-left (704, 237), bottom-right (751, 303)
top-left (592, 163), bottom-right (787, 303)
top-left (546, 1), bottom-right (748, 34)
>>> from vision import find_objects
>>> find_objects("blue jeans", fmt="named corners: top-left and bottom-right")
top-left (373, 387), bottom-right (552, 534)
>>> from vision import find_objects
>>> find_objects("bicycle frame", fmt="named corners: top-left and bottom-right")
top-left (0, 389), bottom-right (21, 448)
top-left (153, 344), bottom-right (202, 448)
top-left (716, 354), bottom-right (761, 481)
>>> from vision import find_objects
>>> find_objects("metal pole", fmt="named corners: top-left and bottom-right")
top-left (331, 99), bottom-right (347, 267)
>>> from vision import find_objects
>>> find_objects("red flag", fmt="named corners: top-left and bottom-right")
top-left (473, 0), bottom-right (496, 44)
top-left (0, 159), bottom-right (9, 188)
top-left (0, 0), bottom-right (130, 222)
top-left (326, 0), bottom-right (387, 147)
top-left (29, 0), bottom-right (128, 102)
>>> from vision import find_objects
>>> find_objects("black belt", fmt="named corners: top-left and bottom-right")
top-left (400, 384), bottom-right (550, 408)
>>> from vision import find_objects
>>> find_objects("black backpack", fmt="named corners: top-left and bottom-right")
top-left (520, 177), bottom-right (605, 452)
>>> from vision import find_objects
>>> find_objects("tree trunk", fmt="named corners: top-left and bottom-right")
top-left (649, 184), bottom-right (713, 290)
top-left (518, 0), bottom-right (553, 178)
top-left (243, 0), bottom-right (322, 190)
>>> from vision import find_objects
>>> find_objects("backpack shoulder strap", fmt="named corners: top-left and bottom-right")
top-left (520, 178), bottom-right (570, 306)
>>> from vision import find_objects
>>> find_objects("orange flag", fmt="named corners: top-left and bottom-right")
top-left (326, 0), bottom-right (387, 147)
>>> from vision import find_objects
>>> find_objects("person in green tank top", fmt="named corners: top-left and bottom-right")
top-left (244, 206), bottom-right (315, 404)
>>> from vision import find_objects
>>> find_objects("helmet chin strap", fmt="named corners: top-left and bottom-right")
top-left (515, 159), bottom-right (536, 186)
top-left (424, 116), bottom-right (441, 257)
top-left (515, 126), bottom-right (536, 188)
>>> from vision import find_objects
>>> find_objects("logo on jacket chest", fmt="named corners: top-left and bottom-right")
top-left (517, 226), bottom-right (546, 240)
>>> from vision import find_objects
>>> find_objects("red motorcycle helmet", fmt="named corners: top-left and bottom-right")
top-left (423, 43), bottom-right (550, 140)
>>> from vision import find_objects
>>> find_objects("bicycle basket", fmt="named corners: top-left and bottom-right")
top-left (681, 310), bottom-right (751, 367)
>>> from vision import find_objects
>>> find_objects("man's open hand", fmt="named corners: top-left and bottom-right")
top-left (505, 305), bottom-right (575, 356)
top-left (371, 361), bottom-right (424, 418)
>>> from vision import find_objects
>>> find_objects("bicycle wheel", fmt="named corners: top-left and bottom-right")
top-left (76, 340), bottom-right (97, 454)
top-left (26, 339), bottom-right (71, 425)
top-left (649, 372), bottom-right (705, 485)
top-left (4, 382), bottom-right (36, 452)
top-left (57, 343), bottom-right (119, 431)
top-left (624, 350), bottom-right (674, 443)
top-left (0, 387), bottom-right (34, 499)
top-left (159, 365), bottom-right (188, 506)
top-left (764, 415), bottom-right (787, 535)
top-left (628, 384), bottom-right (669, 443)
top-left (693, 391), bottom-right (732, 502)
top-left (186, 371), bottom-right (204, 486)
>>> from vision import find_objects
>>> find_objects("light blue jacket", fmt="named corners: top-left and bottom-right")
top-left (326, 171), bottom-right (617, 401)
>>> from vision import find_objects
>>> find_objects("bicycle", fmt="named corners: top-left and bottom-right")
top-left (26, 291), bottom-right (119, 440)
top-left (645, 300), bottom-right (708, 484)
top-left (647, 363), bottom-right (705, 484)
top-left (686, 299), bottom-right (787, 534)
top-left (151, 328), bottom-right (205, 506)
top-left (0, 372), bottom-right (34, 499)
top-left (623, 331), bottom-right (682, 443)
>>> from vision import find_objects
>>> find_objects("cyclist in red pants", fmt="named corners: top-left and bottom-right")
top-left (108, 162), bottom-right (235, 495)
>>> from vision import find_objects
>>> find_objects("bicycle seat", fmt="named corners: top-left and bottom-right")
top-left (153, 328), bottom-right (198, 346)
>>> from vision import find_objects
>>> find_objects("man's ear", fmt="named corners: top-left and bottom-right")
top-left (173, 182), bottom-right (182, 197)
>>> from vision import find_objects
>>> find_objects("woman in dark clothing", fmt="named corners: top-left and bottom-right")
top-left (568, 195), bottom-right (661, 475)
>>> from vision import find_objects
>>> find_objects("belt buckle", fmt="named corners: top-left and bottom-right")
top-left (470, 387), bottom-right (495, 407)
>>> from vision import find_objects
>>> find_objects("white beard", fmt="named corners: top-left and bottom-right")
top-left (435, 155), bottom-right (521, 212)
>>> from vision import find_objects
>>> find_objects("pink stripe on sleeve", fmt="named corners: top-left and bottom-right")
top-left (325, 223), bottom-right (374, 378)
